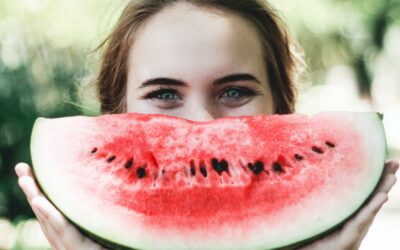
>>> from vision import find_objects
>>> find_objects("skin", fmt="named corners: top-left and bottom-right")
top-left (15, 2), bottom-right (399, 249)
top-left (126, 3), bottom-right (273, 119)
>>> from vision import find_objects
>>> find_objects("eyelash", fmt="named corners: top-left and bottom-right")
top-left (218, 86), bottom-right (260, 100)
top-left (142, 86), bottom-right (262, 103)
top-left (143, 87), bottom-right (182, 101)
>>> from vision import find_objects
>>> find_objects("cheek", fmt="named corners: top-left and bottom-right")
top-left (126, 94), bottom-right (157, 114)
top-left (127, 100), bottom-right (163, 114)
top-left (221, 97), bottom-right (274, 117)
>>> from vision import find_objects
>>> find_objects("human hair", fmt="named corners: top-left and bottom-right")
top-left (95, 0), bottom-right (303, 114)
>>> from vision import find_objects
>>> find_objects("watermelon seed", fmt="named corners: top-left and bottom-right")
top-left (190, 166), bottom-right (196, 176)
top-left (211, 158), bottom-right (229, 175)
top-left (325, 141), bottom-right (335, 148)
top-left (125, 158), bottom-right (133, 169)
top-left (91, 147), bottom-right (97, 154)
top-left (312, 146), bottom-right (324, 154)
top-left (272, 163), bottom-right (284, 173)
top-left (221, 160), bottom-right (231, 176)
top-left (137, 167), bottom-right (146, 179)
top-left (253, 161), bottom-right (264, 175)
top-left (295, 154), bottom-right (304, 161)
top-left (247, 161), bottom-right (264, 175)
top-left (107, 155), bottom-right (116, 162)
top-left (200, 166), bottom-right (207, 178)
top-left (190, 160), bottom-right (196, 176)
top-left (211, 158), bottom-right (218, 168)
top-left (199, 160), bottom-right (208, 178)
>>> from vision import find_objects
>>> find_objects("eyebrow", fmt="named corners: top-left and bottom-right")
top-left (213, 73), bottom-right (260, 85)
top-left (138, 73), bottom-right (260, 89)
top-left (138, 78), bottom-right (186, 88)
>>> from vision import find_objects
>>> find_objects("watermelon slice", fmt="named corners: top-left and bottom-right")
top-left (30, 112), bottom-right (386, 250)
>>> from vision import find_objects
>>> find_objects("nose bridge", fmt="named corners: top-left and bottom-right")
top-left (185, 94), bottom-right (216, 122)
top-left (191, 107), bottom-right (215, 122)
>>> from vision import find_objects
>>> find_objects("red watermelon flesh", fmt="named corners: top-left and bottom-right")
top-left (30, 112), bottom-right (386, 250)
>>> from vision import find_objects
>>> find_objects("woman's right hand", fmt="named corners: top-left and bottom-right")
top-left (15, 162), bottom-right (107, 250)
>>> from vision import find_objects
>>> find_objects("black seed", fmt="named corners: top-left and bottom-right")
top-left (325, 141), bottom-right (335, 148)
top-left (91, 147), bottom-right (97, 154)
top-left (220, 160), bottom-right (228, 171)
top-left (125, 158), bottom-right (133, 169)
top-left (312, 146), bottom-right (324, 154)
top-left (247, 163), bottom-right (254, 171)
top-left (295, 154), bottom-right (304, 161)
top-left (252, 161), bottom-right (264, 175)
top-left (162, 169), bottom-right (166, 175)
top-left (200, 166), bottom-right (208, 178)
top-left (211, 158), bottom-right (219, 168)
top-left (273, 163), bottom-right (284, 173)
top-left (190, 160), bottom-right (196, 176)
top-left (190, 166), bottom-right (196, 176)
top-left (211, 158), bottom-right (228, 175)
top-left (137, 167), bottom-right (146, 178)
top-left (107, 155), bottom-right (116, 162)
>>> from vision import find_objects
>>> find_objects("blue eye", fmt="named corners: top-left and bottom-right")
top-left (145, 88), bottom-right (182, 101)
top-left (156, 91), bottom-right (177, 100)
top-left (220, 87), bottom-right (255, 101)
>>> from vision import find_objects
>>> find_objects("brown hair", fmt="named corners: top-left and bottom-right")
top-left (96, 0), bottom-right (302, 114)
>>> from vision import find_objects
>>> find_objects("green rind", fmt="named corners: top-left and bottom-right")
top-left (30, 118), bottom-right (138, 250)
top-left (275, 165), bottom-right (386, 250)
top-left (30, 112), bottom-right (387, 250)
top-left (277, 112), bottom-right (387, 250)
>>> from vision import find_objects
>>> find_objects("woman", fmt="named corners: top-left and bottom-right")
top-left (15, 0), bottom-right (398, 249)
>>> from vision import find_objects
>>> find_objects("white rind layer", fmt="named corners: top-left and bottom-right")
top-left (30, 112), bottom-right (386, 250)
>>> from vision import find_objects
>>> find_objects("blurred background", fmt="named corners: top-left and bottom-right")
top-left (0, 0), bottom-right (399, 249)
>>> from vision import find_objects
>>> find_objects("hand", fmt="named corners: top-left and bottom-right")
top-left (15, 162), bottom-right (107, 250)
top-left (299, 160), bottom-right (399, 250)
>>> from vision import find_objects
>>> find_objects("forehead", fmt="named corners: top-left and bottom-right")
top-left (128, 2), bottom-right (266, 83)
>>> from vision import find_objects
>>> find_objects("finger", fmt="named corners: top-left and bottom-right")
top-left (376, 174), bottom-right (397, 194)
top-left (16, 171), bottom-right (60, 249)
top-left (32, 205), bottom-right (64, 250)
top-left (32, 207), bottom-right (63, 250)
top-left (373, 161), bottom-right (398, 194)
top-left (354, 216), bottom-right (375, 248)
top-left (82, 238), bottom-right (109, 250)
top-left (32, 196), bottom-right (87, 248)
top-left (18, 176), bottom-right (62, 249)
top-left (18, 176), bottom-right (45, 204)
top-left (344, 192), bottom-right (388, 234)
top-left (339, 193), bottom-right (387, 249)
top-left (346, 207), bottom-right (379, 250)
top-left (15, 162), bottom-right (34, 178)
top-left (385, 160), bottom-right (399, 174)
top-left (32, 198), bottom-right (71, 250)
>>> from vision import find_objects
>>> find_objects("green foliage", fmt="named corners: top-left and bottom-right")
top-left (0, 0), bottom-right (117, 223)
top-left (0, 43), bottom-right (84, 220)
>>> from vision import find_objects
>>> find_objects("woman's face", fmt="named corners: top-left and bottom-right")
top-left (126, 2), bottom-right (274, 121)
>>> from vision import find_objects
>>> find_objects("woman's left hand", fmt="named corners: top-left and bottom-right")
top-left (299, 160), bottom-right (398, 250)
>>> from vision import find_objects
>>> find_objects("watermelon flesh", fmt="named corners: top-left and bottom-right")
top-left (30, 112), bottom-right (386, 250)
